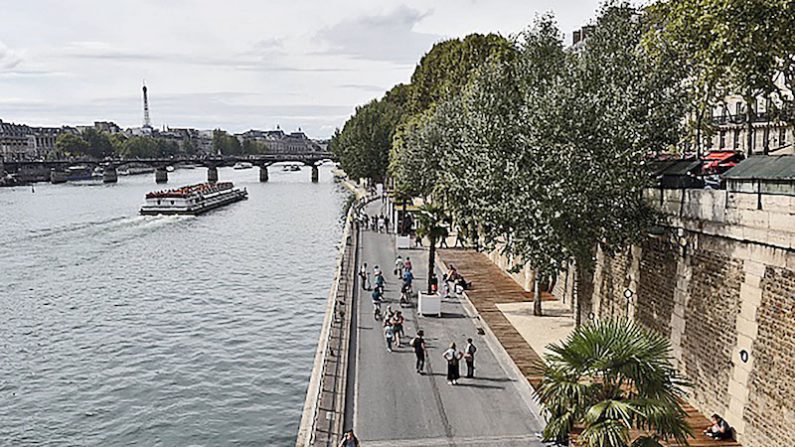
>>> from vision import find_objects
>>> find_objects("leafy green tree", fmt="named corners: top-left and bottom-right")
top-left (414, 203), bottom-right (449, 295)
top-left (537, 319), bottom-right (691, 447)
top-left (333, 88), bottom-right (405, 182)
top-left (652, 0), bottom-right (795, 155)
top-left (121, 137), bottom-right (157, 158)
top-left (212, 130), bottom-right (243, 155)
top-left (155, 138), bottom-right (180, 157)
top-left (407, 33), bottom-right (516, 114)
top-left (55, 133), bottom-right (89, 157)
top-left (527, 3), bottom-right (685, 324)
top-left (182, 138), bottom-right (198, 156)
top-left (81, 128), bottom-right (114, 158)
top-left (242, 138), bottom-right (265, 155)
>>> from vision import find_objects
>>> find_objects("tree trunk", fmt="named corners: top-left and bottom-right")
top-left (401, 198), bottom-right (407, 236)
top-left (533, 271), bottom-right (542, 316)
top-left (746, 92), bottom-right (755, 157)
top-left (763, 97), bottom-right (771, 155)
top-left (574, 260), bottom-right (595, 328)
top-left (695, 109), bottom-right (703, 159)
top-left (427, 236), bottom-right (436, 295)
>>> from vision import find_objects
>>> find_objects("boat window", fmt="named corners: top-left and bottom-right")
top-left (170, 200), bottom-right (175, 205)
top-left (157, 200), bottom-right (161, 205)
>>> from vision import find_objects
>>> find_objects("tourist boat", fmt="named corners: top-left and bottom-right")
top-left (119, 164), bottom-right (155, 176)
top-left (282, 164), bottom-right (301, 172)
top-left (233, 162), bottom-right (253, 170)
top-left (140, 182), bottom-right (248, 215)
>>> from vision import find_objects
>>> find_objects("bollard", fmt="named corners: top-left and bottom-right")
top-left (311, 165), bottom-right (319, 183)
top-left (259, 165), bottom-right (269, 182)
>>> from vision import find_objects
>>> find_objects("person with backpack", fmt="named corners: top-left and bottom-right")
top-left (464, 338), bottom-right (477, 378)
top-left (411, 330), bottom-right (427, 374)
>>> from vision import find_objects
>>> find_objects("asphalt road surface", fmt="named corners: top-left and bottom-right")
top-left (347, 200), bottom-right (545, 447)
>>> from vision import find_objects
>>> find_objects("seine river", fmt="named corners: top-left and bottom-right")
top-left (0, 165), bottom-right (346, 446)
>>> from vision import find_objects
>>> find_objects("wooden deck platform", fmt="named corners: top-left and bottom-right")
top-left (438, 249), bottom-right (742, 447)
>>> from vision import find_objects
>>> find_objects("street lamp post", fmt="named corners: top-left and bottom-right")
top-left (623, 288), bottom-right (634, 316)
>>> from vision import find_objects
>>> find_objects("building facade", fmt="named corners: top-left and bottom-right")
top-left (238, 127), bottom-right (323, 154)
top-left (0, 120), bottom-right (64, 160)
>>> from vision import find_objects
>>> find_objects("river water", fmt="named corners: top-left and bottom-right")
top-left (0, 165), bottom-right (346, 446)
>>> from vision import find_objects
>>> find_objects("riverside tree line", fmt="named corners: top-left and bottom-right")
top-left (331, 1), bottom-right (794, 446)
top-left (52, 128), bottom-right (269, 159)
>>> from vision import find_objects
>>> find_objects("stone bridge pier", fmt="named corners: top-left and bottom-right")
top-left (103, 166), bottom-right (118, 183)
top-left (259, 165), bottom-right (269, 182)
top-left (311, 164), bottom-right (319, 183)
top-left (207, 166), bottom-right (218, 183)
top-left (155, 167), bottom-right (168, 184)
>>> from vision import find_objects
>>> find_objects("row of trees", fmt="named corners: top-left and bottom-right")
top-left (53, 128), bottom-right (273, 159)
top-left (211, 129), bottom-right (268, 156)
top-left (54, 129), bottom-right (198, 159)
top-left (333, 1), bottom-right (795, 445)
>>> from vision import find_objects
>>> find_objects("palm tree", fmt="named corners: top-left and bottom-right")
top-left (536, 319), bottom-right (692, 447)
top-left (415, 203), bottom-right (448, 295)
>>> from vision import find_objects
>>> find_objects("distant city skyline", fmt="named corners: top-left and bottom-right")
top-left (0, 0), bottom-right (601, 138)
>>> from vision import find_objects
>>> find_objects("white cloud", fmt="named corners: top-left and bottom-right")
top-left (0, 0), bottom-right (603, 137)
top-left (0, 41), bottom-right (23, 70)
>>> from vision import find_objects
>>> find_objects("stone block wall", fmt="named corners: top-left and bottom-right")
top-left (485, 188), bottom-right (795, 446)
top-left (743, 266), bottom-right (795, 447)
top-left (681, 243), bottom-right (743, 415)
top-left (635, 237), bottom-right (677, 338)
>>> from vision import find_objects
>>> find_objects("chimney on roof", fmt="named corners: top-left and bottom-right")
top-left (573, 30), bottom-right (582, 45)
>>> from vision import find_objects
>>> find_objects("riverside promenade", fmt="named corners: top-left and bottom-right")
top-left (345, 199), bottom-right (545, 447)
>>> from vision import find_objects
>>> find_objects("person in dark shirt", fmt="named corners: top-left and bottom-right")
top-left (411, 330), bottom-right (427, 374)
top-left (704, 414), bottom-right (733, 440)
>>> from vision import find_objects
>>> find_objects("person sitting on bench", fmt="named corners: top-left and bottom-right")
top-left (704, 414), bottom-right (733, 440)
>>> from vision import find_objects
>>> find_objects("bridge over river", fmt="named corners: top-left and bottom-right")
top-left (1, 152), bottom-right (337, 184)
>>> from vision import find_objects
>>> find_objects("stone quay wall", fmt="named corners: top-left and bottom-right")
top-left (486, 188), bottom-right (795, 446)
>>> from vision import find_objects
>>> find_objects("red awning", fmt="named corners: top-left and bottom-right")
top-left (703, 151), bottom-right (738, 161)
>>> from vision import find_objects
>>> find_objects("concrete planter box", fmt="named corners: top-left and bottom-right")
top-left (396, 235), bottom-right (412, 250)
top-left (418, 292), bottom-right (442, 317)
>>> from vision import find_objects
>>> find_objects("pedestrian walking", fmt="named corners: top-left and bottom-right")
top-left (365, 268), bottom-right (372, 291)
top-left (464, 338), bottom-right (477, 378)
top-left (402, 269), bottom-right (414, 289)
top-left (411, 330), bottom-right (427, 374)
top-left (404, 257), bottom-right (413, 272)
top-left (359, 263), bottom-right (368, 291)
top-left (370, 215), bottom-right (377, 232)
top-left (391, 311), bottom-right (405, 347)
top-left (384, 322), bottom-right (395, 352)
top-left (415, 233), bottom-right (423, 248)
top-left (338, 430), bottom-right (360, 447)
top-left (378, 215), bottom-right (385, 233)
top-left (384, 215), bottom-right (390, 233)
top-left (394, 255), bottom-right (404, 278)
top-left (374, 270), bottom-right (385, 293)
top-left (443, 342), bottom-right (463, 385)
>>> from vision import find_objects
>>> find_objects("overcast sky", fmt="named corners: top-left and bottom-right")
top-left (0, 0), bottom-right (602, 138)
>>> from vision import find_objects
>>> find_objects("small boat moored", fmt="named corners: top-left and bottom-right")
top-left (140, 182), bottom-right (248, 215)
top-left (233, 162), bottom-right (253, 170)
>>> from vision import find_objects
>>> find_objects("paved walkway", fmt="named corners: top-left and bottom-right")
top-left (437, 249), bottom-right (742, 447)
top-left (347, 201), bottom-right (545, 447)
